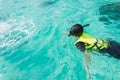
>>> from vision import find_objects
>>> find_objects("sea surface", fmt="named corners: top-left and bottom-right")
top-left (0, 0), bottom-right (120, 80)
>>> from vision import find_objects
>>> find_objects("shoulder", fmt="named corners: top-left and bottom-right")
top-left (75, 42), bottom-right (85, 49)
top-left (75, 42), bottom-right (85, 52)
top-left (75, 42), bottom-right (84, 46)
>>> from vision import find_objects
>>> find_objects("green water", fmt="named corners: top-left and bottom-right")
top-left (0, 0), bottom-right (120, 80)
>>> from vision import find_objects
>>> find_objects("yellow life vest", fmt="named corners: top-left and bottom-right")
top-left (74, 33), bottom-right (109, 51)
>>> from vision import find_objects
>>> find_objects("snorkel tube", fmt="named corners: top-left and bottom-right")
top-left (83, 24), bottom-right (90, 27)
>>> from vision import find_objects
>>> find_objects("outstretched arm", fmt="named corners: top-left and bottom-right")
top-left (76, 42), bottom-right (91, 80)
top-left (84, 50), bottom-right (91, 80)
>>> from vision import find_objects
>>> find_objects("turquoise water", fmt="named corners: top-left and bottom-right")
top-left (0, 0), bottom-right (120, 80)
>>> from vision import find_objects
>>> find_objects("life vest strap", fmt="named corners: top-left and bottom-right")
top-left (87, 39), bottom-right (98, 50)
top-left (88, 39), bottom-right (107, 50)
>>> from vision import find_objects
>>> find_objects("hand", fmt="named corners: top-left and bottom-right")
top-left (87, 70), bottom-right (91, 80)
top-left (63, 32), bottom-right (69, 34)
top-left (84, 50), bottom-right (91, 80)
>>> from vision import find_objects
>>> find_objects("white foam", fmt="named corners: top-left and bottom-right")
top-left (0, 16), bottom-right (37, 53)
top-left (0, 22), bottom-right (10, 34)
top-left (0, 73), bottom-right (3, 78)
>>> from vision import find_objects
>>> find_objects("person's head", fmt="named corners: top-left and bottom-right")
top-left (69, 24), bottom-right (84, 37)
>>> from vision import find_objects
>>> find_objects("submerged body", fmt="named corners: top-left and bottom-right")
top-left (75, 33), bottom-right (120, 59)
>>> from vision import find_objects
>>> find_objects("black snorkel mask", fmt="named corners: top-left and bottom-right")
top-left (68, 24), bottom-right (90, 37)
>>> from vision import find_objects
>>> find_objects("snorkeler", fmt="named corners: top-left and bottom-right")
top-left (64, 24), bottom-right (120, 79)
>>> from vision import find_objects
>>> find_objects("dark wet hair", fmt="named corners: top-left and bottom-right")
top-left (69, 24), bottom-right (83, 37)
